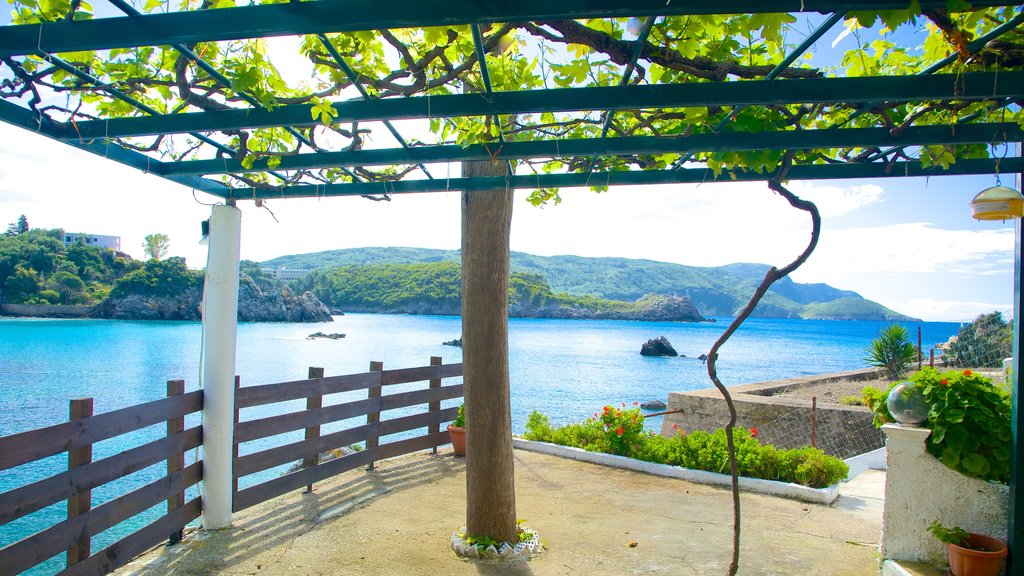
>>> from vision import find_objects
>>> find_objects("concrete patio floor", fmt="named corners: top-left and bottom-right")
top-left (119, 448), bottom-right (883, 576)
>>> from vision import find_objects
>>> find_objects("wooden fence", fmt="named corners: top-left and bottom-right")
top-left (0, 357), bottom-right (462, 575)
top-left (0, 381), bottom-right (203, 576)
top-left (232, 357), bottom-right (463, 512)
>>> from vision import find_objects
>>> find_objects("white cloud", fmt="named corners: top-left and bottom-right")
top-left (798, 223), bottom-right (1015, 277)
top-left (786, 181), bottom-right (885, 217)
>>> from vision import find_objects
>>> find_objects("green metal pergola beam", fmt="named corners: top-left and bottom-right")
top-left (59, 72), bottom-right (1023, 140)
top-left (315, 34), bottom-right (433, 181)
top-left (671, 11), bottom-right (845, 170)
top-left (839, 11), bottom-right (1024, 127)
top-left (217, 157), bottom-right (1023, 200)
top-left (470, 23), bottom-right (513, 175)
top-left (0, 99), bottom-right (227, 194)
top-left (158, 123), bottom-right (1023, 177)
top-left (1, 0), bottom-right (1014, 58)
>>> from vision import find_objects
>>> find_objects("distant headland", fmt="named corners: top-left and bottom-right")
top-left (0, 228), bottom-right (917, 323)
top-left (269, 247), bottom-right (920, 322)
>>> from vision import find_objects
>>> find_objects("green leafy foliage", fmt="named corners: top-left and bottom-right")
top-left (863, 367), bottom-right (1011, 483)
top-left (5, 215), bottom-right (29, 235)
top-left (109, 257), bottom-right (203, 299)
top-left (5, 3), bottom-right (1017, 193)
top-left (596, 404), bottom-right (646, 457)
top-left (524, 409), bottom-right (848, 488)
top-left (453, 404), bottom-right (465, 428)
top-left (0, 227), bottom-right (141, 305)
top-left (928, 521), bottom-right (970, 546)
top-left (143, 233), bottom-right (170, 261)
top-left (943, 312), bottom-right (1013, 368)
top-left (865, 323), bottom-right (916, 378)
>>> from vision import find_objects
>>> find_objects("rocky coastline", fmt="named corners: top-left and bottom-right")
top-left (89, 275), bottom-right (333, 322)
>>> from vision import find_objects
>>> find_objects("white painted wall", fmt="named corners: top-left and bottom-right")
top-left (880, 424), bottom-right (1008, 566)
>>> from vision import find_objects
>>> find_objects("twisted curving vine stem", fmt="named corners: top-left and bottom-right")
top-left (705, 179), bottom-right (821, 575)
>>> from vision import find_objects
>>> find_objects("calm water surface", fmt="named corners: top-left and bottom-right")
top-left (0, 314), bottom-right (961, 573)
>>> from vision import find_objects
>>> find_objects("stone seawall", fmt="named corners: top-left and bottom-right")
top-left (660, 369), bottom-right (884, 459)
top-left (1, 303), bottom-right (92, 318)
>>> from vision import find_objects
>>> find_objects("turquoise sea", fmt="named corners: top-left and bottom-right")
top-left (0, 314), bottom-right (962, 574)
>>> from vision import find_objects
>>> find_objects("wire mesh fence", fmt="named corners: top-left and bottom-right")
top-left (933, 312), bottom-right (1013, 373)
top-left (755, 397), bottom-right (885, 460)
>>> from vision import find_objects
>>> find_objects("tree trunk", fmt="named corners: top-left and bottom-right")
top-left (461, 158), bottom-right (517, 543)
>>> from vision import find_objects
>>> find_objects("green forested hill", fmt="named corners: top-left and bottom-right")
top-left (295, 261), bottom-right (708, 321)
top-left (266, 247), bottom-right (918, 321)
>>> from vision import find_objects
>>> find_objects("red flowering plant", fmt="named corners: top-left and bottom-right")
top-left (595, 404), bottom-right (646, 457)
top-left (863, 367), bottom-right (1011, 483)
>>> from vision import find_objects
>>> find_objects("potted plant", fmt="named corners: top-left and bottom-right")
top-left (448, 404), bottom-right (465, 456)
top-left (929, 521), bottom-right (1007, 576)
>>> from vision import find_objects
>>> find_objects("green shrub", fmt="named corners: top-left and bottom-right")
top-left (944, 312), bottom-right (1013, 368)
top-left (865, 323), bottom-right (915, 379)
top-left (523, 409), bottom-right (848, 488)
top-left (839, 395), bottom-right (863, 406)
top-left (523, 411), bottom-right (553, 441)
top-left (863, 367), bottom-right (1011, 483)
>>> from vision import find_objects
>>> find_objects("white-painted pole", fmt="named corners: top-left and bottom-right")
top-left (200, 203), bottom-right (241, 529)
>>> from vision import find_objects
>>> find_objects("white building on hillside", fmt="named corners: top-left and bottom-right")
top-left (261, 266), bottom-right (311, 281)
top-left (63, 232), bottom-right (121, 252)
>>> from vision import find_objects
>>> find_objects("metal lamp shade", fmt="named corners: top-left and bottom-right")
top-left (970, 185), bottom-right (1024, 221)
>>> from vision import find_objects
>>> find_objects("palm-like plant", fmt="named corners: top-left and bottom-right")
top-left (865, 324), bottom-right (916, 379)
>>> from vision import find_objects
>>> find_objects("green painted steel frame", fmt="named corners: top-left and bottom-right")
top-left (0, 0), bottom-right (1014, 58)
top-left (159, 124), bottom-right (1024, 177)
top-left (217, 157), bottom-right (1024, 200)
top-left (56, 72), bottom-right (1022, 140)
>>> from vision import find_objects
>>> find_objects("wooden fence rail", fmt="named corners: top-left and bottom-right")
top-left (232, 357), bottom-right (463, 512)
top-left (0, 383), bottom-right (203, 576)
top-left (0, 357), bottom-right (463, 575)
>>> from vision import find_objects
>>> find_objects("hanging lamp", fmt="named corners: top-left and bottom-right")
top-left (970, 184), bottom-right (1024, 221)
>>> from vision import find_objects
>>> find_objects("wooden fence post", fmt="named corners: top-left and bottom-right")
top-left (304, 367), bottom-right (325, 492)
top-left (232, 376), bottom-right (240, 496)
top-left (367, 361), bottom-right (383, 471)
top-left (67, 397), bottom-right (93, 566)
top-left (429, 356), bottom-right (442, 454)
top-left (167, 380), bottom-right (185, 545)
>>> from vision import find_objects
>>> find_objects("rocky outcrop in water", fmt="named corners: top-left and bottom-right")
top-left (308, 331), bottom-right (346, 340)
top-left (237, 278), bottom-right (332, 322)
top-left (641, 336), bottom-right (679, 357)
top-left (93, 274), bottom-right (332, 322)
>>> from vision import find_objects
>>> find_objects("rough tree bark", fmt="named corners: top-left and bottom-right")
top-left (461, 158), bottom-right (517, 543)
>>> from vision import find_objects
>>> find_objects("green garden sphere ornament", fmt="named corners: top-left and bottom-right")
top-left (887, 381), bottom-right (928, 426)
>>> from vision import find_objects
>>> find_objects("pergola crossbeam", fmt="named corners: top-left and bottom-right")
top-left (838, 11), bottom-right (1024, 127)
top-left (315, 34), bottom-right (433, 181)
top-left (1, 0), bottom-right (1015, 58)
top-left (57, 72), bottom-right (1023, 141)
top-left (157, 123), bottom-right (1023, 177)
top-left (220, 157), bottom-right (1024, 200)
top-left (671, 11), bottom-right (845, 170)
top-left (470, 23), bottom-right (513, 175)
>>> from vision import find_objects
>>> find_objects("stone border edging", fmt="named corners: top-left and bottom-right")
top-left (512, 438), bottom-right (840, 505)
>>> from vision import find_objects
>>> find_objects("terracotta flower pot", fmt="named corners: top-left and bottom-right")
top-left (448, 425), bottom-right (466, 456)
top-left (947, 533), bottom-right (1007, 576)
